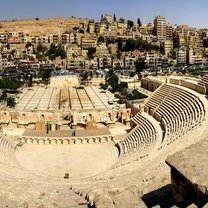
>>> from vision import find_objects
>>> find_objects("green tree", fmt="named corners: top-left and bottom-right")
top-left (127, 20), bottom-right (134, 28)
top-left (0, 93), bottom-right (7, 102)
top-left (56, 43), bottom-right (66, 59)
top-left (119, 81), bottom-right (128, 90)
top-left (135, 58), bottom-right (146, 74)
top-left (78, 28), bottom-right (84, 34)
top-left (6, 97), bottom-right (16, 108)
top-left (40, 68), bottom-right (52, 85)
top-left (82, 71), bottom-right (89, 81)
top-left (129, 89), bottom-right (147, 100)
top-left (0, 78), bottom-right (19, 90)
top-left (36, 43), bottom-right (48, 61)
top-left (25, 42), bottom-right (32, 48)
top-left (160, 45), bottom-right (165, 54)
top-left (73, 26), bottom-right (80, 32)
top-left (47, 43), bottom-right (66, 61)
top-left (6, 44), bottom-right (10, 49)
top-left (203, 38), bottom-right (208, 47)
top-left (113, 13), bottom-right (116, 22)
top-left (98, 36), bottom-right (105, 43)
top-left (173, 33), bottom-right (180, 49)
top-left (117, 39), bottom-right (123, 51)
top-left (137, 18), bottom-right (142, 27)
top-left (106, 37), bottom-right (115, 46)
top-left (28, 74), bottom-right (33, 87)
top-left (117, 50), bottom-right (122, 59)
top-left (108, 74), bottom-right (119, 92)
top-left (100, 83), bottom-right (109, 90)
top-left (108, 69), bottom-right (114, 77)
top-left (79, 62), bottom-right (84, 68)
top-left (120, 88), bottom-right (128, 97)
top-left (87, 47), bottom-right (96, 59)
top-left (124, 39), bottom-right (136, 51)
top-left (47, 43), bottom-right (57, 61)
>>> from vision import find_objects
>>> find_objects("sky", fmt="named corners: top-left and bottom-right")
top-left (1, 0), bottom-right (208, 28)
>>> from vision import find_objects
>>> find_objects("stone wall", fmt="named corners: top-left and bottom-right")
top-left (0, 111), bottom-right (11, 126)
top-left (18, 135), bottom-right (113, 145)
top-left (17, 112), bottom-right (62, 126)
top-left (169, 78), bottom-right (206, 94)
top-left (180, 80), bottom-right (206, 94)
top-left (141, 78), bottom-right (163, 92)
top-left (169, 78), bottom-right (180, 85)
top-left (166, 138), bottom-right (208, 207)
top-left (72, 108), bottom-right (132, 127)
top-left (125, 101), bottom-right (140, 117)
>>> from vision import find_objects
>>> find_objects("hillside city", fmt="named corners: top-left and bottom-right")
top-left (0, 14), bottom-right (208, 76)
top-left (0, 12), bottom-right (207, 207)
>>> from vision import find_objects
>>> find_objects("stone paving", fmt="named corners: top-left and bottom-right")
top-left (16, 86), bottom-right (116, 111)
top-left (15, 142), bottom-right (119, 178)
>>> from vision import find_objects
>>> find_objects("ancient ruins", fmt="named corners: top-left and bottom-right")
top-left (0, 75), bottom-right (207, 207)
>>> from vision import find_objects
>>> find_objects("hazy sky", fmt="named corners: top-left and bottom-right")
top-left (1, 0), bottom-right (208, 28)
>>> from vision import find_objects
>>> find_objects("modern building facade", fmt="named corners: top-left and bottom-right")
top-left (154, 16), bottom-right (166, 41)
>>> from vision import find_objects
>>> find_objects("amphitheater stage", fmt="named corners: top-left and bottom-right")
top-left (23, 127), bottom-right (111, 138)
top-left (15, 141), bottom-right (118, 179)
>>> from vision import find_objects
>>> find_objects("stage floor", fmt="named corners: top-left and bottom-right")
top-left (23, 127), bottom-right (111, 138)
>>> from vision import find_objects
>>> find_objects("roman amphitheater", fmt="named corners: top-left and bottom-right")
top-left (0, 74), bottom-right (208, 207)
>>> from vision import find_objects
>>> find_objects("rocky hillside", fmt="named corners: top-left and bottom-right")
top-left (0, 18), bottom-right (82, 35)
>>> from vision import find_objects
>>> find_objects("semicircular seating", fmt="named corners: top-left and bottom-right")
top-left (117, 83), bottom-right (206, 156)
top-left (144, 84), bottom-right (206, 146)
top-left (118, 112), bottom-right (161, 155)
top-left (198, 75), bottom-right (208, 94)
top-left (0, 134), bottom-right (22, 174)
top-left (0, 135), bottom-right (15, 154)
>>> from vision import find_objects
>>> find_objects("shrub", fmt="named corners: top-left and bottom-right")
top-left (6, 97), bottom-right (16, 108)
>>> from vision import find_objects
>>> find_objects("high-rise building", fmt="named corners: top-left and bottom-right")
top-left (154, 16), bottom-right (166, 41)
top-left (89, 20), bottom-right (95, 34)
top-left (187, 47), bottom-right (194, 65)
top-left (166, 24), bottom-right (173, 40)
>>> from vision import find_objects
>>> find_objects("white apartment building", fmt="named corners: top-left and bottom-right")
top-left (187, 48), bottom-right (194, 65)
top-left (166, 24), bottom-right (173, 40)
top-left (98, 55), bottom-right (112, 69)
top-left (69, 33), bottom-right (77, 44)
top-left (124, 56), bottom-right (136, 69)
top-left (113, 59), bottom-right (124, 69)
top-left (146, 52), bottom-right (156, 67)
top-left (176, 48), bottom-right (187, 65)
top-left (0, 33), bottom-right (8, 43)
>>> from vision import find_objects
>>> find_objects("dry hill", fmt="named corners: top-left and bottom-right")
top-left (0, 18), bottom-right (82, 35)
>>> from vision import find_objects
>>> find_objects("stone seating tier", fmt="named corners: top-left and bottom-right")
top-left (118, 113), bottom-right (158, 154)
top-left (0, 136), bottom-right (15, 153)
top-left (144, 84), bottom-right (205, 145)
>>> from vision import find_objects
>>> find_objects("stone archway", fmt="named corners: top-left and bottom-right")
top-left (38, 139), bottom-right (45, 145)
top-left (50, 139), bottom-right (57, 145)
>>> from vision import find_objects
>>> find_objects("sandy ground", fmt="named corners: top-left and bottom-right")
top-left (15, 142), bottom-right (118, 179)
